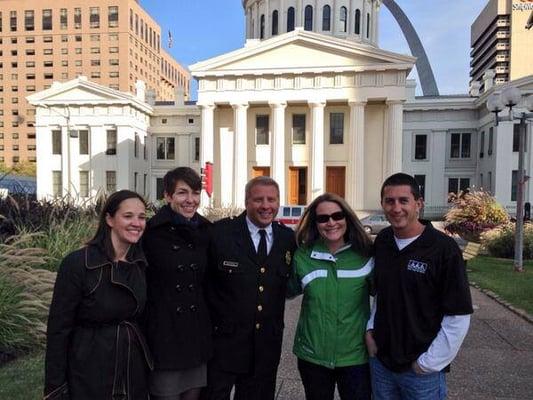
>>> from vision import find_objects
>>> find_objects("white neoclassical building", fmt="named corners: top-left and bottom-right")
top-left (191, 0), bottom-right (414, 209)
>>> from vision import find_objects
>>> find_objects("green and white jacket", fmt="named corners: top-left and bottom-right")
top-left (288, 241), bottom-right (373, 369)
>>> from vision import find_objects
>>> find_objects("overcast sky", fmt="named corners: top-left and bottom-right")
top-left (143, 0), bottom-right (488, 98)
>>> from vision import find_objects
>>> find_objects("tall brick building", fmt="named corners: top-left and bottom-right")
top-left (0, 0), bottom-right (190, 167)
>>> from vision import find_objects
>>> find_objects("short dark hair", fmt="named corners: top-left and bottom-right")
top-left (295, 192), bottom-right (373, 257)
top-left (380, 173), bottom-right (422, 200)
top-left (88, 190), bottom-right (147, 260)
top-left (245, 176), bottom-right (279, 201)
top-left (163, 167), bottom-right (202, 196)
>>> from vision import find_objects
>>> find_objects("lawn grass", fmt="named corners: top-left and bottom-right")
top-left (0, 352), bottom-right (43, 400)
top-left (468, 256), bottom-right (533, 315)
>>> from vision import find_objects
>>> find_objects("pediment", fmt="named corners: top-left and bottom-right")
top-left (191, 29), bottom-right (415, 76)
top-left (27, 77), bottom-right (140, 106)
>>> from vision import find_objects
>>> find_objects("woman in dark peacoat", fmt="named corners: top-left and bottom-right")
top-left (142, 167), bottom-right (212, 400)
top-left (44, 190), bottom-right (153, 400)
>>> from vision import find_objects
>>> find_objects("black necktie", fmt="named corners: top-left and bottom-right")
top-left (257, 229), bottom-right (267, 262)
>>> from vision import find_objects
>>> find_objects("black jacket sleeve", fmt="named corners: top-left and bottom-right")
top-left (44, 252), bottom-right (84, 398)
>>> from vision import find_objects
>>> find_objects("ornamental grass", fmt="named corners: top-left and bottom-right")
top-left (444, 189), bottom-right (509, 242)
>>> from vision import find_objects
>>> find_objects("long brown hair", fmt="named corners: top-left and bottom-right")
top-left (88, 190), bottom-right (147, 260)
top-left (296, 193), bottom-right (373, 257)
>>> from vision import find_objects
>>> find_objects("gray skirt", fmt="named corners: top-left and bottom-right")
top-left (149, 363), bottom-right (207, 398)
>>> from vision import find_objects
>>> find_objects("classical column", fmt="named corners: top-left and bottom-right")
top-left (309, 101), bottom-right (326, 200)
top-left (232, 103), bottom-right (249, 207)
top-left (265, 0), bottom-right (270, 38)
top-left (269, 102), bottom-right (287, 203)
top-left (373, 1), bottom-right (380, 43)
top-left (199, 103), bottom-right (215, 206)
top-left (280, 0), bottom-right (286, 34)
top-left (332, 0), bottom-right (338, 33)
top-left (348, 101), bottom-right (366, 210)
top-left (385, 100), bottom-right (404, 177)
top-left (297, 0), bottom-right (303, 27)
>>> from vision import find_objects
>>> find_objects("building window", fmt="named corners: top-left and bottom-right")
top-left (52, 130), bottom-right (62, 154)
top-left (513, 123), bottom-right (527, 152)
top-left (143, 174), bottom-right (147, 196)
top-left (91, 60), bottom-right (101, 66)
top-left (287, 7), bottom-right (295, 32)
top-left (194, 137), bottom-right (200, 161)
top-left (109, 59), bottom-right (119, 66)
top-left (106, 129), bottom-right (117, 155)
top-left (329, 113), bottom-right (344, 144)
top-left (414, 134), bottom-right (427, 160)
top-left (450, 133), bottom-right (471, 159)
top-left (260, 14), bottom-right (265, 39)
top-left (272, 10), bottom-right (279, 35)
top-left (24, 10), bottom-right (34, 31)
top-left (157, 137), bottom-right (175, 160)
top-left (134, 133), bottom-right (140, 158)
top-left (60, 8), bottom-right (67, 29)
top-left (448, 178), bottom-right (470, 196)
top-left (355, 9), bottom-right (361, 34)
top-left (340, 6), bottom-right (347, 33)
top-left (414, 175), bottom-right (426, 199)
top-left (90, 7), bottom-right (100, 29)
top-left (26, 36), bottom-right (35, 43)
top-left (106, 171), bottom-right (117, 193)
top-left (322, 5), bottom-right (331, 31)
top-left (292, 114), bottom-right (306, 144)
top-left (80, 171), bottom-right (89, 197)
top-left (42, 9), bottom-right (52, 30)
top-left (511, 170), bottom-right (519, 201)
top-left (156, 178), bottom-right (164, 199)
top-left (10, 11), bottom-right (17, 32)
top-left (366, 13), bottom-right (371, 38)
top-left (74, 8), bottom-right (81, 29)
top-left (304, 5), bottom-right (313, 31)
top-left (109, 47), bottom-right (119, 53)
top-left (79, 130), bottom-right (89, 155)
top-left (488, 171), bottom-right (492, 192)
top-left (43, 49), bottom-right (53, 55)
top-left (488, 127), bottom-right (493, 156)
top-left (90, 47), bottom-right (100, 54)
top-left (479, 131), bottom-right (485, 158)
top-left (108, 6), bottom-right (119, 28)
top-left (52, 171), bottom-right (62, 197)
top-left (256, 115), bottom-right (269, 145)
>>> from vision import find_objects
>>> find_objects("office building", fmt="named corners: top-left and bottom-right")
top-left (0, 0), bottom-right (190, 167)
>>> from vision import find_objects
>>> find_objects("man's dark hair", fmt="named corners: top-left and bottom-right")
top-left (163, 167), bottom-right (202, 196)
top-left (380, 173), bottom-right (422, 200)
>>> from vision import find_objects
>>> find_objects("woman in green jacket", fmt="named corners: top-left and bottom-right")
top-left (289, 193), bottom-right (373, 400)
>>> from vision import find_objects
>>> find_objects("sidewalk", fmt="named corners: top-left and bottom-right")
top-left (276, 287), bottom-right (533, 399)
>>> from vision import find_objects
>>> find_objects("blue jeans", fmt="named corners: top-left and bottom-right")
top-left (369, 357), bottom-right (447, 400)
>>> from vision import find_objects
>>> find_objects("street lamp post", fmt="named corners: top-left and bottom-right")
top-left (487, 88), bottom-right (533, 272)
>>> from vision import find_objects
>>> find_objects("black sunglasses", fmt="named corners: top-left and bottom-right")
top-left (316, 211), bottom-right (345, 224)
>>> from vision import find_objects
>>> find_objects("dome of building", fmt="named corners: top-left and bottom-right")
top-left (242, 0), bottom-right (381, 45)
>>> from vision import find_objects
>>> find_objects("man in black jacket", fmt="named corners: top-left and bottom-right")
top-left (204, 176), bottom-right (296, 400)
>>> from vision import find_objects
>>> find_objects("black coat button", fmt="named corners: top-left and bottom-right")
top-left (175, 284), bottom-right (182, 292)
top-left (169, 226), bottom-right (176, 231)
top-left (176, 306), bottom-right (183, 314)
top-left (189, 263), bottom-right (198, 271)
top-left (177, 265), bottom-right (185, 272)
top-left (190, 305), bottom-right (197, 312)
top-left (188, 284), bottom-right (195, 291)
top-left (172, 244), bottom-right (181, 251)
top-left (187, 243), bottom-right (194, 249)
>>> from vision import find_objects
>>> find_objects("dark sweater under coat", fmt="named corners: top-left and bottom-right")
top-left (142, 205), bottom-right (213, 371)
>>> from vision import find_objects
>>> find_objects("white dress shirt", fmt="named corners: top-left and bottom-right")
top-left (246, 216), bottom-right (273, 255)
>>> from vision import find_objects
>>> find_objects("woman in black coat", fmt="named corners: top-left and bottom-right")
top-left (44, 190), bottom-right (153, 400)
top-left (143, 167), bottom-right (212, 400)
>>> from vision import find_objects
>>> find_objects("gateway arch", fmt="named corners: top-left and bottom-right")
top-left (382, 0), bottom-right (440, 96)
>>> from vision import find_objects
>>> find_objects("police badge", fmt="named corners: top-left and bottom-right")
top-left (285, 251), bottom-right (292, 265)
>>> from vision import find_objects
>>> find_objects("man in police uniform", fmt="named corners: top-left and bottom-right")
top-left (366, 173), bottom-right (473, 399)
top-left (204, 176), bottom-right (296, 400)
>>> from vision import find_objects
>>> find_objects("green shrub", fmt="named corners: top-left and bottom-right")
top-left (444, 189), bottom-right (509, 242)
top-left (481, 222), bottom-right (533, 259)
top-left (0, 275), bottom-right (28, 351)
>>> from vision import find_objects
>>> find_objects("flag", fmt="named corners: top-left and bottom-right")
top-left (168, 30), bottom-right (173, 48)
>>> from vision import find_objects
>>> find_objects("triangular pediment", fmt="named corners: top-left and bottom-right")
top-left (27, 77), bottom-right (152, 113)
top-left (190, 29), bottom-right (415, 76)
